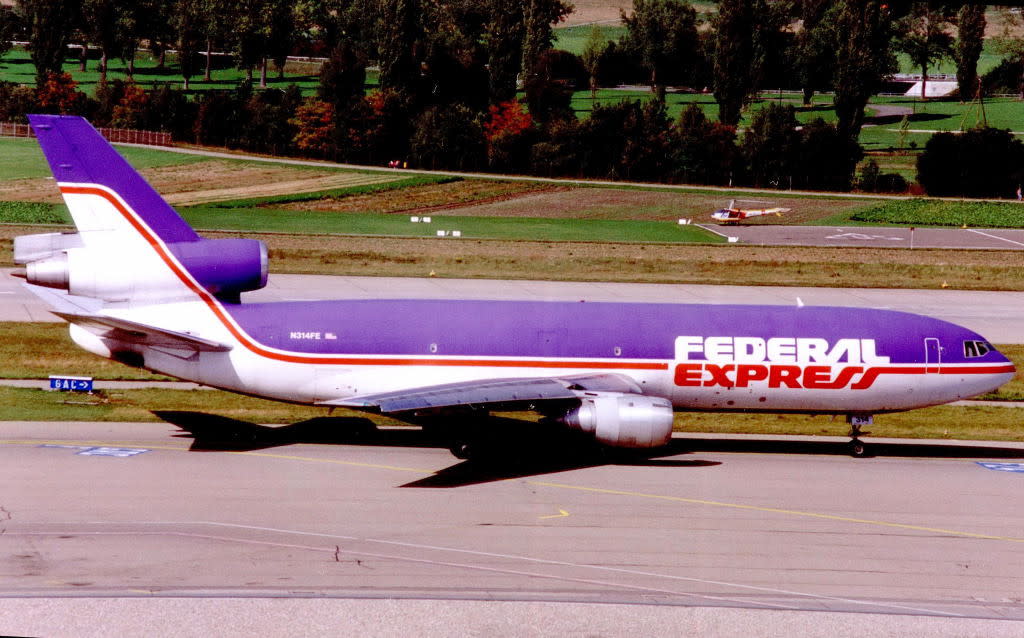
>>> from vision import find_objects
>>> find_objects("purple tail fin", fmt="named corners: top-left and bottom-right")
top-left (28, 114), bottom-right (199, 244)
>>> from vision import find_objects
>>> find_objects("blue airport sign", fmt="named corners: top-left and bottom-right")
top-left (48, 375), bottom-right (94, 392)
top-left (976, 462), bottom-right (1024, 473)
top-left (40, 444), bottom-right (148, 457)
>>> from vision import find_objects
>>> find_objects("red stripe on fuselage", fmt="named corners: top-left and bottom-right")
top-left (61, 184), bottom-right (668, 370)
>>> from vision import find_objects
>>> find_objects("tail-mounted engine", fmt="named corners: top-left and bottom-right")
top-left (556, 392), bottom-right (674, 448)
top-left (14, 232), bottom-right (268, 302)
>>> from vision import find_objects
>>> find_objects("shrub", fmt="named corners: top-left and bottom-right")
top-left (917, 127), bottom-right (1024, 198)
top-left (409, 104), bottom-right (486, 171)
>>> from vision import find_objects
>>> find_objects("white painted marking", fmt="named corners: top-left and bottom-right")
top-left (108, 520), bottom-right (962, 617)
top-left (825, 232), bottom-right (903, 241)
top-left (966, 229), bottom-right (1024, 248)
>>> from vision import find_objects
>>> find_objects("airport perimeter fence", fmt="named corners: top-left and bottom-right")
top-left (0, 122), bottom-right (172, 146)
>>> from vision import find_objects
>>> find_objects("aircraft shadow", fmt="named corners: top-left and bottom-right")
top-left (400, 438), bottom-right (720, 488)
top-left (152, 410), bottom-right (721, 487)
top-left (864, 112), bottom-right (949, 127)
top-left (153, 410), bottom-right (446, 452)
top-left (679, 437), bottom-right (1024, 460)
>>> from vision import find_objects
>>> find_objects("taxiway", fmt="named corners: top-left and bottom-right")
top-left (2, 420), bottom-right (1024, 635)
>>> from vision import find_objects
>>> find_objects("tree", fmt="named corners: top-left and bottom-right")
top-left (291, 98), bottom-right (337, 157)
top-left (794, 0), bottom-right (833, 106)
top-left (711, 0), bottom-right (786, 126)
top-left (110, 82), bottom-right (150, 129)
top-left (484, 0), bottom-right (526, 104)
top-left (319, 39), bottom-right (366, 108)
top-left (622, 0), bottom-right (698, 102)
top-left (711, 0), bottom-right (754, 126)
top-left (993, 7), bottom-right (1024, 99)
top-left (580, 25), bottom-right (606, 101)
top-left (142, 0), bottom-right (175, 69)
top-left (670, 103), bottom-right (738, 185)
top-left (741, 102), bottom-right (800, 188)
top-left (520, 0), bottom-right (572, 90)
top-left (171, 0), bottom-right (203, 90)
top-left (954, 5), bottom-right (985, 102)
top-left (796, 118), bottom-right (862, 191)
top-left (484, 99), bottom-right (536, 172)
top-left (16, 0), bottom-right (81, 87)
top-left (616, 98), bottom-right (672, 180)
top-left (233, 0), bottom-right (273, 87)
top-left (830, 0), bottom-right (900, 140)
top-left (198, 0), bottom-right (230, 82)
top-left (0, 6), bottom-right (22, 60)
top-left (524, 49), bottom-right (579, 124)
top-left (918, 127), bottom-right (1024, 198)
top-left (266, 0), bottom-right (296, 78)
top-left (376, 0), bottom-right (422, 99)
top-left (82, 0), bottom-right (134, 83)
top-left (35, 71), bottom-right (87, 114)
top-left (896, 2), bottom-right (954, 101)
top-left (409, 104), bottom-right (486, 170)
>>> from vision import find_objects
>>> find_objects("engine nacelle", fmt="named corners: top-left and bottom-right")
top-left (168, 238), bottom-right (269, 299)
top-left (19, 235), bottom-right (268, 302)
top-left (558, 393), bottom-right (674, 448)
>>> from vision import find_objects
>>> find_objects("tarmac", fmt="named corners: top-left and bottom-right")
top-left (3, 421), bottom-right (1024, 636)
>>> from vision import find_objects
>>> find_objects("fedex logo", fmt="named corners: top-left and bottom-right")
top-left (674, 336), bottom-right (890, 365)
top-left (673, 336), bottom-right (892, 391)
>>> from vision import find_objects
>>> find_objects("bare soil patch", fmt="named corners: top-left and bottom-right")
top-left (564, 0), bottom-right (630, 25)
top-left (0, 161), bottom-right (396, 205)
top-left (282, 180), bottom-right (563, 215)
top-left (422, 187), bottom-right (870, 224)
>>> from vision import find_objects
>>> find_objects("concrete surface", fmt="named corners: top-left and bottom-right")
top-left (2, 421), bottom-right (1024, 636)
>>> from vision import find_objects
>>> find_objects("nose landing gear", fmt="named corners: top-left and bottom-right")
top-left (847, 414), bottom-right (873, 458)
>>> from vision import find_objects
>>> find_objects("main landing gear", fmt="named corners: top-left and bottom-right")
top-left (846, 414), bottom-right (873, 458)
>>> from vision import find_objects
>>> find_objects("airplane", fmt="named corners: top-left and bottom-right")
top-left (711, 199), bottom-right (791, 224)
top-left (12, 115), bottom-right (1016, 459)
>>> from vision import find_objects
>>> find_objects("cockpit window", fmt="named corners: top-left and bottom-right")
top-left (964, 340), bottom-right (992, 358)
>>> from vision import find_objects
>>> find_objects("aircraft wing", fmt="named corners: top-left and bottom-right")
top-left (321, 373), bottom-right (643, 413)
top-left (52, 311), bottom-right (233, 352)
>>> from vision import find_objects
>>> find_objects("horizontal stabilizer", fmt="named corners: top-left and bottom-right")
top-left (52, 311), bottom-right (232, 352)
top-left (21, 282), bottom-right (104, 316)
top-left (323, 373), bottom-right (642, 413)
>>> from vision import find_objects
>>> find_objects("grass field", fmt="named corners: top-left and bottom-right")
top-left (552, 24), bottom-right (629, 55)
top-left (2, 385), bottom-right (1021, 443)
top-left (851, 199), bottom-right (1024, 227)
top-left (0, 136), bottom-right (208, 181)
top-left (4, 224), bottom-right (1024, 289)
top-left (0, 47), bottom-right (325, 95)
top-left (179, 207), bottom-right (723, 242)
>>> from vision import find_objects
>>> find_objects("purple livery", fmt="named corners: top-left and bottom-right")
top-left (13, 115), bottom-right (1016, 458)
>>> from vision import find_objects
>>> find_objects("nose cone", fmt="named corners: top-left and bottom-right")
top-left (972, 344), bottom-right (1016, 397)
top-left (994, 345), bottom-right (1016, 374)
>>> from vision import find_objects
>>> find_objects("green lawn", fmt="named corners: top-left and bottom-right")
top-left (851, 199), bottom-right (1024, 227)
top-left (553, 24), bottom-right (628, 56)
top-left (0, 136), bottom-right (208, 181)
top-left (0, 194), bottom-right (725, 244)
top-left (179, 205), bottom-right (723, 243)
top-left (0, 46), bottom-right (366, 96)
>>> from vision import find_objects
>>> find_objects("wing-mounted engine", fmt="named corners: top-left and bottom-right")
top-left (555, 392), bottom-right (674, 449)
top-left (14, 232), bottom-right (268, 302)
